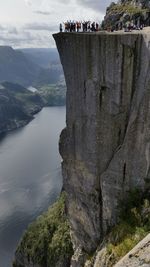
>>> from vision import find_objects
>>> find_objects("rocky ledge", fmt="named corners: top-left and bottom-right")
top-left (103, 0), bottom-right (150, 30)
top-left (115, 233), bottom-right (150, 267)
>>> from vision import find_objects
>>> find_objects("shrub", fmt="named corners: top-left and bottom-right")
top-left (106, 189), bottom-right (150, 266)
top-left (14, 193), bottom-right (73, 267)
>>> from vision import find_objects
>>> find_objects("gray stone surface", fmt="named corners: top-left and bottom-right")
top-left (115, 233), bottom-right (150, 267)
top-left (53, 30), bottom-right (150, 263)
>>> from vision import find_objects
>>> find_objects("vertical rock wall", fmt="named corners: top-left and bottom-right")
top-left (53, 32), bottom-right (150, 254)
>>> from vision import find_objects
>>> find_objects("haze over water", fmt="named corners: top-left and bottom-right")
top-left (0, 106), bottom-right (65, 267)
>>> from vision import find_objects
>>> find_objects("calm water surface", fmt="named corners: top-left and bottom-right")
top-left (0, 107), bottom-right (65, 267)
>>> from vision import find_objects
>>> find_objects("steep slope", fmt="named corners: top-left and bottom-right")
top-left (54, 30), bottom-right (150, 265)
top-left (19, 48), bottom-right (60, 68)
top-left (120, 0), bottom-right (150, 8)
top-left (103, 0), bottom-right (150, 29)
top-left (0, 82), bottom-right (43, 133)
top-left (19, 48), bottom-right (64, 87)
top-left (13, 194), bottom-right (73, 267)
top-left (0, 46), bottom-right (64, 88)
top-left (114, 234), bottom-right (150, 267)
top-left (0, 46), bottom-right (40, 86)
top-left (34, 65), bottom-right (64, 88)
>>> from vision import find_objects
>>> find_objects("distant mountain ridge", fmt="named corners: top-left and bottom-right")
top-left (0, 46), bottom-right (40, 87)
top-left (19, 48), bottom-right (60, 68)
top-left (0, 81), bottom-right (44, 134)
top-left (0, 46), bottom-right (66, 134)
top-left (0, 46), bottom-right (64, 87)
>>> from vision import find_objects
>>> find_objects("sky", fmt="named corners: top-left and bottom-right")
top-left (0, 0), bottom-right (114, 48)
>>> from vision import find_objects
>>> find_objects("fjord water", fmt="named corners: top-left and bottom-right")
top-left (0, 107), bottom-right (65, 267)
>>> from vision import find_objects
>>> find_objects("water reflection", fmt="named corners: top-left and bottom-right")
top-left (0, 107), bottom-right (65, 267)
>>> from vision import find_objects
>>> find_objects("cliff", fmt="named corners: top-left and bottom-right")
top-left (0, 82), bottom-right (43, 134)
top-left (53, 29), bottom-right (150, 264)
top-left (119, 0), bottom-right (150, 9)
top-left (13, 29), bottom-right (150, 267)
top-left (103, 0), bottom-right (150, 30)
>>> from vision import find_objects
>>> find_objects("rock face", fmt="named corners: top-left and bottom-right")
top-left (120, 0), bottom-right (150, 9)
top-left (53, 30), bottom-right (150, 259)
top-left (103, 0), bottom-right (150, 30)
top-left (115, 233), bottom-right (150, 267)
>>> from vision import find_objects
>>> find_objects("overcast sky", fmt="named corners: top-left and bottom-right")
top-left (0, 0), bottom-right (114, 48)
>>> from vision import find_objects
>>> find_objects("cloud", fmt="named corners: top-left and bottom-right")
top-left (0, 0), bottom-right (117, 48)
top-left (24, 0), bottom-right (42, 7)
top-left (24, 0), bottom-right (32, 6)
top-left (76, 0), bottom-right (115, 13)
top-left (34, 10), bottom-right (51, 15)
top-left (0, 25), bottom-right (18, 34)
top-left (0, 25), bottom-right (5, 31)
top-left (24, 23), bottom-right (57, 32)
top-left (55, 0), bottom-right (71, 3)
top-left (8, 27), bottom-right (18, 34)
top-left (0, 21), bottom-right (57, 48)
top-left (0, 30), bottom-right (52, 48)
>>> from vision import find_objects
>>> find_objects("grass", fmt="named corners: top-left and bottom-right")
top-left (107, 3), bottom-right (148, 15)
top-left (13, 193), bottom-right (73, 267)
top-left (106, 189), bottom-right (150, 266)
top-left (13, 187), bottom-right (150, 267)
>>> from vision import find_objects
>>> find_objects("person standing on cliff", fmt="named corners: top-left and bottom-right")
top-left (59, 23), bottom-right (63, 32)
top-left (77, 21), bottom-right (81, 32)
top-left (96, 23), bottom-right (99, 31)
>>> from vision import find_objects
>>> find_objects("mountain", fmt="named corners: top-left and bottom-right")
top-left (19, 48), bottom-right (64, 87)
top-left (120, 0), bottom-right (150, 9)
top-left (0, 46), bottom-right (64, 88)
top-left (0, 45), bottom-right (66, 134)
top-left (34, 65), bottom-right (64, 88)
top-left (0, 79), bottom-right (66, 134)
top-left (0, 81), bottom-right (44, 134)
top-left (38, 83), bottom-right (66, 106)
top-left (19, 48), bottom-right (60, 68)
top-left (0, 46), bottom-right (40, 87)
top-left (103, 0), bottom-right (150, 29)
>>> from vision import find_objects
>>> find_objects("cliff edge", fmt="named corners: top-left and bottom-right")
top-left (53, 30), bottom-right (150, 264)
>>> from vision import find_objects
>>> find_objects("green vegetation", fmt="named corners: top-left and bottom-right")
top-left (13, 188), bottom-right (150, 267)
top-left (104, 0), bottom-right (150, 29)
top-left (106, 189), bottom-right (150, 266)
top-left (13, 193), bottom-right (73, 267)
top-left (38, 84), bottom-right (66, 106)
top-left (1, 82), bottom-right (44, 115)
top-left (108, 3), bottom-right (148, 15)
top-left (0, 82), bottom-right (44, 134)
top-left (0, 81), bottom-right (66, 133)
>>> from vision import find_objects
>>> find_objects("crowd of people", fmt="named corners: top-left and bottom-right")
top-left (59, 21), bottom-right (100, 33)
top-left (59, 19), bottom-right (147, 33)
top-left (123, 21), bottom-right (144, 32)
top-left (108, 20), bottom-right (144, 32)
